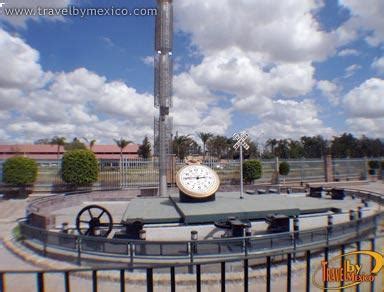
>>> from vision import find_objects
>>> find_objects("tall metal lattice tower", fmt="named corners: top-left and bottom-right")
top-left (155, 0), bottom-right (173, 196)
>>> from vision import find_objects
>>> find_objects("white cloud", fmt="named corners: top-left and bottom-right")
top-left (343, 78), bottom-right (384, 138)
top-left (371, 57), bottom-right (384, 73)
top-left (0, 26), bottom-right (233, 143)
top-left (337, 48), bottom-right (359, 57)
top-left (174, 0), bottom-right (336, 63)
top-left (344, 64), bottom-right (361, 78)
top-left (169, 1), bottom-right (343, 142)
top-left (141, 56), bottom-right (154, 67)
top-left (317, 80), bottom-right (340, 105)
top-left (0, 29), bottom-right (47, 89)
top-left (338, 0), bottom-right (384, 46)
top-left (246, 99), bottom-right (335, 141)
top-left (0, 0), bottom-right (72, 27)
top-left (189, 47), bottom-right (315, 100)
top-left (345, 117), bottom-right (384, 138)
top-left (172, 72), bottom-right (232, 135)
top-left (0, 28), bottom-right (156, 143)
top-left (343, 78), bottom-right (384, 118)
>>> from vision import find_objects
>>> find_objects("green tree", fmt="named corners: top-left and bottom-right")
top-left (114, 138), bottom-right (132, 187)
top-left (138, 136), bottom-right (152, 159)
top-left (265, 138), bottom-right (278, 157)
top-left (83, 137), bottom-right (96, 151)
top-left (300, 135), bottom-right (327, 158)
top-left (197, 132), bottom-right (213, 160)
top-left (3, 157), bottom-right (38, 186)
top-left (172, 134), bottom-right (199, 160)
top-left (243, 160), bottom-right (262, 184)
top-left (275, 139), bottom-right (290, 159)
top-left (279, 161), bottom-right (290, 185)
top-left (61, 150), bottom-right (98, 187)
top-left (34, 138), bottom-right (51, 144)
top-left (65, 137), bottom-right (86, 151)
top-left (288, 140), bottom-right (304, 158)
top-left (206, 135), bottom-right (231, 159)
top-left (114, 138), bottom-right (132, 161)
top-left (331, 133), bottom-right (358, 158)
top-left (50, 136), bottom-right (66, 161)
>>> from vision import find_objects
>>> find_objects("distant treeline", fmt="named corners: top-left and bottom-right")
top-left (172, 132), bottom-right (384, 160)
top-left (35, 133), bottom-right (384, 160)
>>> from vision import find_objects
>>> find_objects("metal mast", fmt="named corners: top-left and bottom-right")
top-left (155, 0), bottom-right (173, 196)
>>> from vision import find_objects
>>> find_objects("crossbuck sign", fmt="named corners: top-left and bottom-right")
top-left (233, 131), bottom-right (249, 199)
top-left (233, 132), bottom-right (250, 151)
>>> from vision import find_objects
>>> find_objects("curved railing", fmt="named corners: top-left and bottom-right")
top-left (18, 188), bottom-right (384, 264)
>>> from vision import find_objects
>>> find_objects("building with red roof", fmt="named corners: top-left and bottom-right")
top-left (0, 144), bottom-right (139, 160)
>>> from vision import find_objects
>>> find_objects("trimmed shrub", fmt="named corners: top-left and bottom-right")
top-left (368, 160), bottom-right (380, 170)
top-left (243, 160), bottom-right (262, 183)
top-left (3, 156), bottom-right (38, 186)
top-left (279, 161), bottom-right (290, 176)
top-left (61, 150), bottom-right (98, 187)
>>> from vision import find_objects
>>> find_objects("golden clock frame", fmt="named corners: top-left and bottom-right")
top-left (175, 164), bottom-right (220, 202)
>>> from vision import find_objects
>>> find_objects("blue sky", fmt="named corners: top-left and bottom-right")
top-left (0, 0), bottom-right (383, 145)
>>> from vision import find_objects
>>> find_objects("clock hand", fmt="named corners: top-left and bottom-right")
top-left (184, 176), bottom-right (208, 180)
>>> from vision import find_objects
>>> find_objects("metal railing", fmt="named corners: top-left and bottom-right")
top-left (20, 190), bottom-right (383, 259)
top-left (19, 213), bottom-right (380, 265)
top-left (1, 157), bottom-right (380, 192)
top-left (0, 238), bottom-right (379, 292)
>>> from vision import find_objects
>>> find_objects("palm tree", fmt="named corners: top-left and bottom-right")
top-left (83, 137), bottom-right (96, 151)
top-left (89, 139), bottom-right (96, 151)
top-left (114, 138), bottom-right (132, 187)
top-left (197, 132), bottom-right (213, 161)
top-left (266, 138), bottom-right (278, 157)
top-left (114, 138), bottom-right (132, 161)
top-left (50, 136), bottom-right (66, 163)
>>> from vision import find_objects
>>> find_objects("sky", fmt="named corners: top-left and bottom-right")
top-left (0, 0), bottom-right (383, 145)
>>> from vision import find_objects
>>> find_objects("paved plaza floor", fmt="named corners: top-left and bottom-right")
top-left (0, 182), bottom-right (383, 291)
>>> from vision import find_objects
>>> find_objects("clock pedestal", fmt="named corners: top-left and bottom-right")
top-left (179, 191), bottom-right (216, 203)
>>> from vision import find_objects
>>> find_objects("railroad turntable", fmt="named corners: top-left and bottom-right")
top-left (71, 161), bottom-right (372, 243)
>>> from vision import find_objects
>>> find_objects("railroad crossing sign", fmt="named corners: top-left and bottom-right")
top-left (233, 131), bottom-right (249, 199)
top-left (233, 132), bottom-right (250, 150)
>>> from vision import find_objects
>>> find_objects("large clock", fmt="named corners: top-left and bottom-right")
top-left (176, 164), bottom-right (220, 202)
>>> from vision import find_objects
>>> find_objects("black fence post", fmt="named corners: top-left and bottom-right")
top-left (196, 264), bottom-right (201, 292)
top-left (92, 270), bottom-right (97, 292)
top-left (37, 272), bottom-right (44, 292)
top-left (120, 269), bottom-right (125, 292)
top-left (170, 267), bottom-right (176, 292)
top-left (287, 253), bottom-right (292, 292)
top-left (221, 262), bottom-right (225, 292)
top-left (305, 250), bottom-right (311, 292)
top-left (340, 245), bottom-right (345, 292)
top-left (64, 271), bottom-right (70, 292)
top-left (147, 268), bottom-right (153, 292)
top-left (266, 256), bottom-right (271, 292)
top-left (244, 259), bottom-right (248, 292)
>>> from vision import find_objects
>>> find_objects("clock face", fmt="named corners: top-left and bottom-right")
top-left (176, 164), bottom-right (220, 198)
